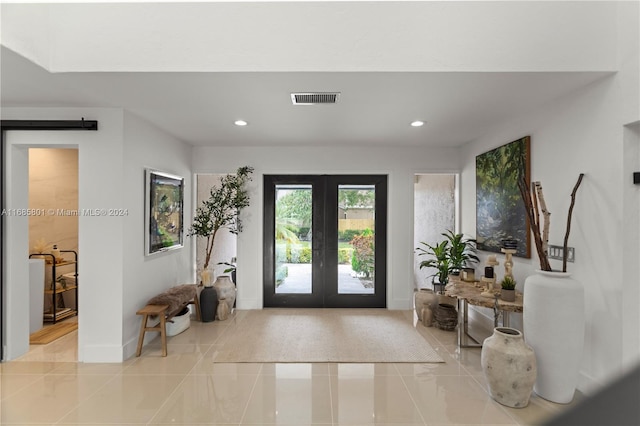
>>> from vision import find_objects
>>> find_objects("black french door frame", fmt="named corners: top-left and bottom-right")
top-left (263, 174), bottom-right (387, 308)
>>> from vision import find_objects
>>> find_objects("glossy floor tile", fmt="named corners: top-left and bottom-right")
top-left (0, 310), bottom-right (577, 425)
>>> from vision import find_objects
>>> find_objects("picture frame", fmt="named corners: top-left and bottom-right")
top-left (145, 169), bottom-right (184, 256)
top-left (476, 136), bottom-right (531, 258)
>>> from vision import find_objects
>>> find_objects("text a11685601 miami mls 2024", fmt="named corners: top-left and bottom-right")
top-left (1, 208), bottom-right (129, 217)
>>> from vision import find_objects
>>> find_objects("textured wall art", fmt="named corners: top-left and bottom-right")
top-left (476, 136), bottom-right (531, 258)
top-left (145, 169), bottom-right (184, 256)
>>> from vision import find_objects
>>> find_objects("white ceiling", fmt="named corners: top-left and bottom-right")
top-left (0, 47), bottom-right (609, 147)
top-left (0, 1), bottom-right (614, 147)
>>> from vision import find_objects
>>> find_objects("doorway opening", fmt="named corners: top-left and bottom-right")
top-left (1, 119), bottom-right (96, 362)
top-left (413, 174), bottom-right (457, 292)
top-left (22, 148), bottom-right (80, 361)
top-left (263, 175), bottom-right (387, 308)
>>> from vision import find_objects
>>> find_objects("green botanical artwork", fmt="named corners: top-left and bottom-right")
top-left (476, 136), bottom-right (530, 257)
top-left (147, 170), bottom-right (184, 255)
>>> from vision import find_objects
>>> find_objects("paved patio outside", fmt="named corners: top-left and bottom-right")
top-left (276, 263), bottom-right (374, 294)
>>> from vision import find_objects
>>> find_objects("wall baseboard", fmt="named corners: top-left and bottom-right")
top-left (236, 298), bottom-right (260, 310)
top-left (82, 344), bottom-right (123, 363)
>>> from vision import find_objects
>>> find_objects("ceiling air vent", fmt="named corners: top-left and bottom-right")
top-left (291, 92), bottom-right (340, 105)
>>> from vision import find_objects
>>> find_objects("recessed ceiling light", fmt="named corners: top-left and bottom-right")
top-left (234, 120), bottom-right (248, 126)
top-left (410, 120), bottom-right (425, 127)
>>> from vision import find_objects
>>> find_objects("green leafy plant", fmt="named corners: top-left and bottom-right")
top-left (298, 246), bottom-right (312, 263)
top-left (338, 247), bottom-right (352, 264)
top-left (501, 275), bottom-right (516, 290)
top-left (416, 240), bottom-right (451, 288)
top-left (275, 264), bottom-right (288, 285)
top-left (351, 228), bottom-right (375, 278)
top-left (442, 230), bottom-right (479, 275)
top-left (188, 166), bottom-right (253, 270)
top-left (338, 229), bottom-right (362, 242)
top-left (217, 261), bottom-right (236, 274)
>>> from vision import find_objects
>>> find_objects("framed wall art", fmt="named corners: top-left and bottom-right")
top-left (145, 169), bottom-right (184, 256)
top-left (476, 136), bottom-right (531, 258)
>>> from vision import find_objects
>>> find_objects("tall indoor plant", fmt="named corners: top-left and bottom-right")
top-left (188, 166), bottom-right (253, 286)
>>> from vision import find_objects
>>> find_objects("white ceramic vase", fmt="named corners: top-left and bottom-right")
top-left (213, 275), bottom-right (236, 313)
top-left (481, 327), bottom-right (536, 408)
top-left (414, 288), bottom-right (438, 322)
top-left (216, 297), bottom-right (230, 320)
top-left (523, 270), bottom-right (584, 403)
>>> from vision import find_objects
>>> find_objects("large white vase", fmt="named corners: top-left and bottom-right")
top-left (523, 270), bottom-right (584, 403)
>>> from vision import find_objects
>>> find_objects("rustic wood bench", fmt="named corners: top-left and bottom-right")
top-left (135, 284), bottom-right (201, 357)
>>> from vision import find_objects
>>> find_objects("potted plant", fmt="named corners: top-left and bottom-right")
top-left (442, 229), bottom-right (479, 276)
top-left (188, 166), bottom-right (253, 286)
top-left (500, 275), bottom-right (516, 302)
top-left (416, 240), bottom-right (450, 294)
top-left (217, 257), bottom-right (237, 284)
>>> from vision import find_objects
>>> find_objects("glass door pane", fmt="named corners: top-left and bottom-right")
top-left (275, 184), bottom-right (312, 294)
top-left (337, 185), bottom-right (376, 294)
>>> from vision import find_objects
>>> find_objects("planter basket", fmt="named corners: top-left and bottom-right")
top-left (166, 307), bottom-right (191, 336)
top-left (434, 303), bottom-right (458, 331)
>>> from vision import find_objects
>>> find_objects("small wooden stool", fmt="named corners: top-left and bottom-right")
top-left (136, 304), bottom-right (169, 357)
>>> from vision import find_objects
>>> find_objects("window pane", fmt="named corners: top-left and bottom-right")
top-left (275, 185), bottom-right (312, 294)
top-left (338, 185), bottom-right (375, 294)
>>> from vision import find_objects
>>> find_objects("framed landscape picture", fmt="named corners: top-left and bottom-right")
top-left (145, 169), bottom-right (184, 256)
top-left (476, 136), bottom-right (531, 258)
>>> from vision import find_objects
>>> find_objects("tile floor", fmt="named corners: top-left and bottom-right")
top-left (1, 310), bottom-right (580, 425)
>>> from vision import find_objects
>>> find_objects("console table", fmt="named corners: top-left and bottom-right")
top-left (445, 277), bottom-right (523, 348)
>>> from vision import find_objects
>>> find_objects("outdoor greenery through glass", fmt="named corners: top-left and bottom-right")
top-left (274, 184), bottom-right (376, 294)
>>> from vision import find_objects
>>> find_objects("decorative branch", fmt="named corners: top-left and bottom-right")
top-left (534, 182), bottom-right (551, 257)
top-left (518, 177), bottom-right (552, 271)
top-left (563, 173), bottom-right (585, 272)
top-left (531, 182), bottom-right (540, 233)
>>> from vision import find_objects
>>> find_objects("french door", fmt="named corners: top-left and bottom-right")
top-left (263, 175), bottom-right (387, 308)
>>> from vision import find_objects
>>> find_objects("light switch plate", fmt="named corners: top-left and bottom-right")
top-left (548, 245), bottom-right (574, 262)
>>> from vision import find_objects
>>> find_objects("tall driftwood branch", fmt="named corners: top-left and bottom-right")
top-left (518, 177), bottom-right (552, 271)
top-left (531, 182), bottom-right (540, 232)
top-left (563, 173), bottom-right (585, 272)
top-left (534, 182), bottom-right (551, 257)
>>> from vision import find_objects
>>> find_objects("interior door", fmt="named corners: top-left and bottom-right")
top-left (263, 175), bottom-right (387, 308)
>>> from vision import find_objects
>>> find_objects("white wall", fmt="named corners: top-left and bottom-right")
top-left (413, 174), bottom-right (456, 290)
top-left (3, 107), bottom-right (126, 362)
top-left (192, 146), bottom-right (460, 310)
top-left (460, 63), bottom-right (639, 396)
top-left (121, 111), bottom-right (193, 360)
top-left (622, 121), bottom-right (640, 369)
top-left (29, 148), bottom-right (79, 256)
top-left (2, 108), bottom-right (192, 362)
top-left (618, 3), bottom-right (640, 370)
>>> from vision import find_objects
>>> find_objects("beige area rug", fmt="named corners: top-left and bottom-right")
top-left (212, 309), bottom-right (444, 363)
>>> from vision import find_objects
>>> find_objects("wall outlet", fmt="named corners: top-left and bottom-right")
top-left (548, 245), bottom-right (575, 262)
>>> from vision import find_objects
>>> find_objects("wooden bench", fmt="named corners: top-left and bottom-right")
top-left (135, 284), bottom-right (201, 357)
